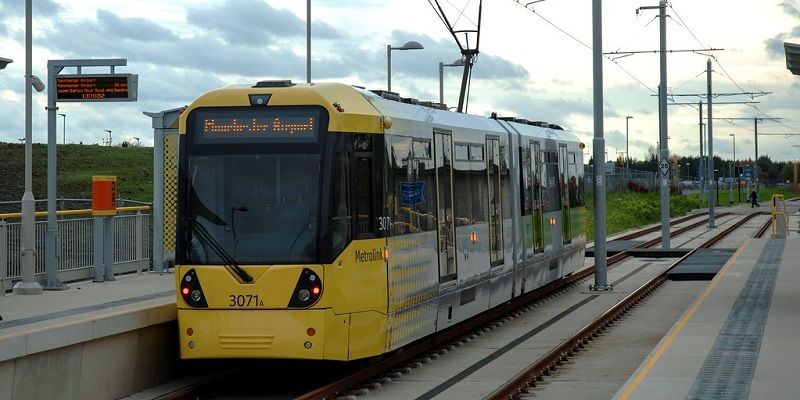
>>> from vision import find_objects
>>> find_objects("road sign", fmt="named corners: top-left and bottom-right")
top-left (55, 74), bottom-right (138, 102)
top-left (742, 164), bottom-right (753, 178)
top-left (659, 157), bottom-right (670, 175)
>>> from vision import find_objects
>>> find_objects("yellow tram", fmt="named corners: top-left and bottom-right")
top-left (175, 81), bottom-right (586, 360)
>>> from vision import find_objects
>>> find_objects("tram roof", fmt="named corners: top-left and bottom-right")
top-left (178, 81), bottom-right (579, 145)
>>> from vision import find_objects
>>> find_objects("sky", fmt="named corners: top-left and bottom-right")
top-left (1, 0), bottom-right (800, 163)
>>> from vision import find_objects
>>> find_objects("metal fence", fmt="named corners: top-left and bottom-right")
top-left (0, 213), bottom-right (151, 292)
top-left (585, 166), bottom-right (665, 193)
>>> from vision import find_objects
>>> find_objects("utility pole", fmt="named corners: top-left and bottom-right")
top-left (658, 0), bottom-right (669, 249)
top-left (16, 0), bottom-right (43, 295)
top-left (699, 102), bottom-right (704, 197)
top-left (665, 92), bottom-right (766, 223)
top-left (591, 0), bottom-right (610, 291)
top-left (626, 115), bottom-right (633, 190)
top-left (710, 117), bottom-right (781, 192)
top-left (707, 58), bottom-right (715, 228)
top-left (306, 0), bottom-right (311, 83)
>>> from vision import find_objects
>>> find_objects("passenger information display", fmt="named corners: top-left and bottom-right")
top-left (192, 107), bottom-right (323, 143)
top-left (55, 74), bottom-right (138, 102)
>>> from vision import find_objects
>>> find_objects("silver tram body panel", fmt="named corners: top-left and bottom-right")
top-left (359, 90), bottom-right (586, 352)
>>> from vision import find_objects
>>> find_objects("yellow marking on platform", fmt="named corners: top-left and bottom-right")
top-left (618, 238), bottom-right (752, 400)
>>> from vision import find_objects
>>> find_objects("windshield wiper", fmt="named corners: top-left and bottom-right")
top-left (188, 217), bottom-right (254, 284)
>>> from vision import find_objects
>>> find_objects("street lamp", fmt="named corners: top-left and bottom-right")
top-left (625, 116), bottom-right (633, 189)
top-left (387, 41), bottom-right (424, 92)
top-left (105, 129), bottom-right (112, 146)
top-left (132, 137), bottom-right (140, 147)
top-left (685, 162), bottom-right (690, 180)
top-left (58, 113), bottom-right (66, 144)
top-left (17, 0), bottom-right (44, 295)
top-left (439, 58), bottom-right (465, 104)
top-left (729, 133), bottom-right (736, 178)
top-left (0, 56), bottom-right (12, 70)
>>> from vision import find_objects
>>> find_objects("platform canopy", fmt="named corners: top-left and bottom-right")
top-left (784, 42), bottom-right (800, 75)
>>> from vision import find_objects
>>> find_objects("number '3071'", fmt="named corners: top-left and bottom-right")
top-left (228, 294), bottom-right (264, 307)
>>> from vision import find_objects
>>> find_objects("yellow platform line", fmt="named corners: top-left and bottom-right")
top-left (618, 237), bottom-right (753, 400)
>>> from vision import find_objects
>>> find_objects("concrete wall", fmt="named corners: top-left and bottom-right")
top-left (0, 321), bottom-right (177, 400)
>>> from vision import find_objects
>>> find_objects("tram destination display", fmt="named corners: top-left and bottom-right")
top-left (192, 106), bottom-right (323, 143)
top-left (55, 74), bottom-right (138, 102)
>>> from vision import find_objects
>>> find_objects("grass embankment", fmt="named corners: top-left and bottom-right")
top-left (0, 143), bottom-right (153, 211)
top-left (586, 187), bottom-right (798, 241)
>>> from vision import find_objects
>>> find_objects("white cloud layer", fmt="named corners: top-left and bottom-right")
top-left (0, 0), bottom-right (799, 162)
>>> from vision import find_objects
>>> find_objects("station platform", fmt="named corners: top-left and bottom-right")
top-left (0, 272), bottom-right (177, 400)
top-left (615, 235), bottom-right (800, 400)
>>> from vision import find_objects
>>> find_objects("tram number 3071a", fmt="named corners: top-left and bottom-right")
top-left (228, 294), bottom-right (265, 307)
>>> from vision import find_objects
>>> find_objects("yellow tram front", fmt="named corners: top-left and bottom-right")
top-left (175, 81), bottom-right (390, 360)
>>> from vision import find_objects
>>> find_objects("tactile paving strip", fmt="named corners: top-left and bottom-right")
top-left (687, 240), bottom-right (784, 400)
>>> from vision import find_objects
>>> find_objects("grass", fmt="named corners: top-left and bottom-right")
top-left (585, 187), bottom-right (799, 241)
top-left (1, 141), bottom-right (796, 237)
top-left (0, 143), bottom-right (153, 212)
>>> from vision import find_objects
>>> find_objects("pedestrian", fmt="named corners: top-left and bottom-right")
top-left (749, 189), bottom-right (759, 208)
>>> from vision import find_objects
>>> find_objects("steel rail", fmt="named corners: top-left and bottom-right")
top-left (162, 212), bottom-right (736, 400)
top-left (293, 213), bottom-right (733, 400)
top-left (486, 212), bottom-right (770, 400)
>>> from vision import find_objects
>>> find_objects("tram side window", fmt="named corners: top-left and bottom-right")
top-left (387, 135), bottom-right (412, 235)
top-left (354, 156), bottom-right (374, 237)
top-left (568, 152), bottom-right (584, 207)
top-left (499, 143), bottom-right (512, 226)
top-left (543, 151), bottom-right (561, 213)
top-left (470, 145), bottom-right (487, 224)
top-left (453, 143), bottom-right (473, 227)
top-left (520, 146), bottom-right (533, 217)
top-left (487, 138), bottom-right (504, 266)
top-left (331, 137), bottom-right (351, 255)
top-left (411, 139), bottom-right (436, 232)
top-left (388, 136), bottom-right (436, 234)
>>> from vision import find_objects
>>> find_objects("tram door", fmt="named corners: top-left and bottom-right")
top-left (487, 138), bottom-right (504, 266)
top-left (531, 142), bottom-right (544, 252)
top-left (434, 131), bottom-right (457, 281)
top-left (559, 145), bottom-right (572, 244)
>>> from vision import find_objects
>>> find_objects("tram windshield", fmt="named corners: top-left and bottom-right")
top-left (179, 106), bottom-right (324, 265)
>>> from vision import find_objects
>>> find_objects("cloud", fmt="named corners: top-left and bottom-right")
top-left (766, 2), bottom-right (800, 58)
top-left (0, 0), bottom-right (63, 18)
top-left (95, 10), bottom-right (176, 42)
top-left (779, 1), bottom-right (800, 18)
top-left (386, 31), bottom-right (529, 82)
top-left (186, 0), bottom-right (342, 46)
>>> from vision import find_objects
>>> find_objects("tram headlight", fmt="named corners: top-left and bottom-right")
top-left (288, 268), bottom-right (323, 308)
top-left (180, 269), bottom-right (208, 308)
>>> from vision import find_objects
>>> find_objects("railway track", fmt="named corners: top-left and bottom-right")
top-left (486, 212), bottom-right (772, 400)
top-left (157, 211), bottom-right (758, 400)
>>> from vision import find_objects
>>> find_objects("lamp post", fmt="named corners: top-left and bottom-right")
top-left (387, 41), bottom-right (424, 92)
top-left (58, 113), bottom-right (66, 144)
top-left (729, 133), bottom-right (735, 204)
top-left (625, 115), bottom-right (633, 189)
top-left (0, 56), bottom-right (12, 70)
top-left (439, 58), bottom-right (465, 104)
top-left (729, 133), bottom-right (736, 178)
top-left (105, 129), bottom-right (112, 146)
top-left (132, 137), bottom-right (140, 147)
top-left (16, 0), bottom-right (44, 295)
top-left (685, 162), bottom-right (690, 180)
